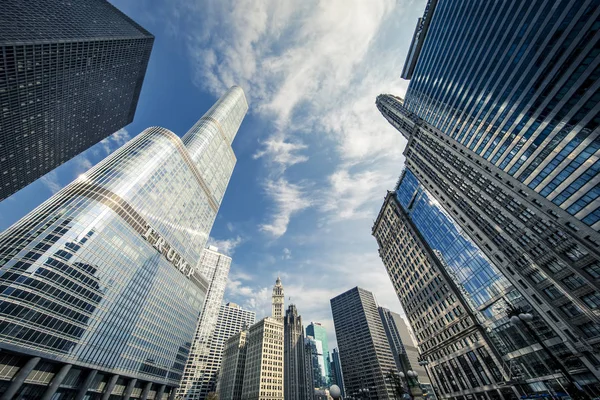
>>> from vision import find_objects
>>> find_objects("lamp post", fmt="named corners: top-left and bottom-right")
top-left (506, 304), bottom-right (589, 400)
top-left (399, 370), bottom-right (424, 400)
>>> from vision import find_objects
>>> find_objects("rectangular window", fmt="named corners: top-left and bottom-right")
top-left (581, 293), bottom-right (600, 309)
top-left (562, 275), bottom-right (586, 290)
top-left (529, 271), bottom-right (547, 284)
top-left (543, 285), bottom-right (562, 300)
top-left (584, 262), bottom-right (600, 279)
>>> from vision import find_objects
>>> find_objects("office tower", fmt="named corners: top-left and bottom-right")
top-left (305, 322), bottom-right (331, 388)
top-left (378, 307), bottom-right (432, 394)
top-left (374, 0), bottom-right (600, 396)
top-left (330, 287), bottom-right (399, 399)
top-left (303, 338), bottom-right (316, 399)
top-left (330, 348), bottom-right (346, 398)
top-left (284, 304), bottom-right (308, 400)
top-left (305, 335), bottom-right (324, 389)
top-left (0, 86), bottom-right (247, 398)
top-left (178, 246), bottom-right (232, 399)
top-left (241, 317), bottom-right (284, 400)
top-left (184, 303), bottom-right (255, 399)
top-left (272, 276), bottom-right (284, 322)
top-left (218, 330), bottom-right (248, 400)
top-left (0, 0), bottom-right (154, 200)
top-left (373, 170), bottom-right (600, 397)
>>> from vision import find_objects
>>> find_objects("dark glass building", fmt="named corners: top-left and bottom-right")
top-left (374, 0), bottom-right (600, 398)
top-left (0, 87), bottom-right (247, 398)
top-left (0, 0), bottom-right (153, 200)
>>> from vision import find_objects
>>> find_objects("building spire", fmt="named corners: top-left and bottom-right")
top-left (272, 276), bottom-right (284, 322)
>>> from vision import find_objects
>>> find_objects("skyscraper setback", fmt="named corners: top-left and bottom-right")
top-left (0, 86), bottom-right (247, 398)
top-left (0, 0), bottom-right (154, 199)
top-left (375, 0), bottom-right (600, 397)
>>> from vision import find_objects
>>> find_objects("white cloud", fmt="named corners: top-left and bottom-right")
top-left (282, 248), bottom-right (292, 260)
top-left (100, 128), bottom-right (131, 155)
top-left (259, 178), bottom-right (312, 238)
top-left (253, 134), bottom-right (309, 171)
top-left (207, 235), bottom-right (244, 256)
top-left (40, 171), bottom-right (62, 194)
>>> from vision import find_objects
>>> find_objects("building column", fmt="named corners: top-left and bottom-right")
top-left (168, 386), bottom-right (177, 400)
top-left (156, 384), bottom-right (166, 400)
top-left (140, 381), bottom-right (152, 400)
top-left (122, 378), bottom-right (137, 400)
top-left (40, 363), bottom-right (73, 400)
top-left (74, 369), bottom-right (98, 400)
top-left (100, 374), bottom-right (120, 400)
top-left (0, 356), bottom-right (41, 400)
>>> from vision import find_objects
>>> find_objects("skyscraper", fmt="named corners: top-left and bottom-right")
top-left (373, 0), bottom-right (600, 397)
top-left (0, 86), bottom-right (247, 398)
top-left (378, 307), bottom-right (432, 395)
top-left (305, 322), bottom-right (331, 388)
top-left (272, 276), bottom-right (284, 322)
top-left (303, 338), bottom-right (317, 398)
top-left (218, 330), bottom-right (248, 400)
top-left (284, 304), bottom-right (309, 400)
top-left (0, 0), bottom-right (154, 199)
top-left (241, 317), bottom-right (284, 400)
top-left (330, 287), bottom-right (398, 399)
top-left (330, 348), bottom-right (346, 398)
top-left (178, 246), bottom-right (232, 399)
top-left (184, 302), bottom-right (255, 400)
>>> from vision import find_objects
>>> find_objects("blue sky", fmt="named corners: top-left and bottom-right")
top-left (0, 0), bottom-right (425, 349)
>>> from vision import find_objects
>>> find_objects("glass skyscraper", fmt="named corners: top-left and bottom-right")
top-left (0, 0), bottom-right (154, 200)
top-left (305, 322), bottom-right (331, 388)
top-left (375, 0), bottom-right (600, 398)
top-left (0, 86), bottom-right (247, 398)
top-left (178, 246), bottom-right (232, 399)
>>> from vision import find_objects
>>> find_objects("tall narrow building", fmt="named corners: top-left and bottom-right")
top-left (218, 330), bottom-right (249, 400)
top-left (284, 304), bottom-right (308, 400)
top-left (304, 338), bottom-right (317, 398)
top-left (374, 0), bottom-right (600, 397)
top-left (0, 86), bottom-right (247, 398)
top-left (378, 307), bottom-right (432, 395)
top-left (272, 276), bottom-right (285, 322)
top-left (0, 0), bottom-right (154, 199)
top-left (330, 348), bottom-right (346, 398)
top-left (178, 246), bottom-right (232, 399)
top-left (330, 287), bottom-right (399, 399)
top-left (306, 322), bottom-right (331, 388)
top-left (241, 317), bottom-right (284, 400)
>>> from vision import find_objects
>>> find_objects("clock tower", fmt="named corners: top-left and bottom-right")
top-left (272, 276), bottom-right (284, 322)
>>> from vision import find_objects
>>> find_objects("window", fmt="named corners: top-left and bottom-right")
top-left (562, 274), bottom-right (586, 290)
top-left (560, 303), bottom-right (583, 317)
top-left (545, 259), bottom-right (565, 273)
top-left (580, 322), bottom-right (600, 338)
top-left (584, 262), bottom-right (600, 279)
top-left (543, 285), bottom-right (562, 300)
top-left (528, 271), bottom-right (547, 284)
top-left (581, 293), bottom-right (600, 309)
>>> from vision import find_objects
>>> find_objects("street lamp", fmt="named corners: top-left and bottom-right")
top-left (507, 304), bottom-right (589, 400)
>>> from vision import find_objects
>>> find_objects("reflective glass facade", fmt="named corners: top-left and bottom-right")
top-left (305, 322), bottom-right (331, 388)
top-left (403, 0), bottom-right (600, 227)
top-left (0, 0), bottom-right (154, 200)
top-left (0, 86), bottom-right (248, 397)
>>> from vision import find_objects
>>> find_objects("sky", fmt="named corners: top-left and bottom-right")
top-left (0, 0), bottom-right (425, 349)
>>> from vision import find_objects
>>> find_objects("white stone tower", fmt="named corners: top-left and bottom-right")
top-left (272, 276), bottom-right (284, 322)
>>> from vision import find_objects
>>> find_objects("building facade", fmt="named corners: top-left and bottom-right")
top-left (330, 348), bottom-right (346, 398)
top-left (178, 246), bottom-right (232, 399)
top-left (284, 305), bottom-right (309, 400)
top-left (0, 86), bottom-right (247, 398)
top-left (330, 287), bottom-right (399, 399)
top-left (241, 317), bottom-right (284, 400)
top-left (303, 338), bottom-right (316, 398)
top-left (272, 277), bottom-right (284, 323)
top-left (305, 322), bottom-right (331, 388)
top-left (218, 330), bottom-right (248, 400)
top-left (379, 307), bottom-right (433, 395)
top-left (372, 0), bottom-right (600, 397)
top-left (181, 302), bottom-right (255, 400)
top-left (0, 0), bottom-right (154, 199)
